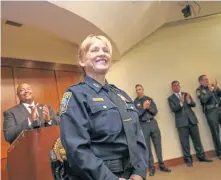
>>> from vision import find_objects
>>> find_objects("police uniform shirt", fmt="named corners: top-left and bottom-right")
top-left (59, 75), bottom-right (148, 180)
top-left (134, 96), bottom-right (158, 121)
top-left (197, 85), bottom-right (221, 107)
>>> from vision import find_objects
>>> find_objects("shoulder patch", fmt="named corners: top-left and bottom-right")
top-left (70, 82), bottom-right (83, 87)
top-left (109, 84), bottom-right (118, 90)
top-left (60, 92), bottom-right (72, 115)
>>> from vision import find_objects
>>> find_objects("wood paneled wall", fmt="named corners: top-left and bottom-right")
top-left (1, 57), bottom-right (82, 159)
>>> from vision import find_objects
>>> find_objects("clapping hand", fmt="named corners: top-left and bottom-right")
top-left (43, 105), bottom-right (51, 122)
top-left (143, 100), bottom-right (151, 110)
top-left (129, 174), bottom-right (143, 180)
top-left (208, 84), bottom-right (214, 91)
top-left (180, 95), bottom-right (185, 104)
top-left (186, 93), bottom-right (190, 101)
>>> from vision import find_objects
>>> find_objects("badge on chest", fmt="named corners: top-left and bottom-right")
top-left (117, 94), bottom-right (129, 102)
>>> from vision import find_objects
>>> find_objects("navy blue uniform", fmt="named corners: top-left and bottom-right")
top-left (134, 96), bottom-right (164, 168)
top-left (196, 86), bottom-right (221, 157)
top-left (60, 76), bottom-right (148, 180)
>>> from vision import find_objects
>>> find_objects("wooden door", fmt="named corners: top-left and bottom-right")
top-left (15, 68), bottom-right (60, 112)
top-left (1, 66), bottom-right (17, 158)
top-left (55, 71), bottom-right (82, 100)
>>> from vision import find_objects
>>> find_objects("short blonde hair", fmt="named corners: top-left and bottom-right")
top-left (77, 34), bottom-right (112, 61)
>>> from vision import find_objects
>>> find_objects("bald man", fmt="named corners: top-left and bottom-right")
top-left (3, 83), bottom-right (58, 144)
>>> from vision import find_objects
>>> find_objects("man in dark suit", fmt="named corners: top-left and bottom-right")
top-left (3, 83), bottom-right (58, 144)
top-left (134, 84), bottom-right (171, 176)
top-left (168, 81), bottom-right (212, 167)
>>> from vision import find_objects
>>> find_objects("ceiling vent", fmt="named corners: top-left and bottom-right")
top-left (5, 20), bottom-right (23, 27)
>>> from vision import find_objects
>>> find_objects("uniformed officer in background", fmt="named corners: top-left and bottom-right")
top-left (196, 75), bottom-right (221, 160)
top-left (59, 34), bottom-right (148, 180)
top-left (134, 84), bottom-right (171, 176)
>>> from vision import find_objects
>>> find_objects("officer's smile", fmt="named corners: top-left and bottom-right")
top-left (95, 58), bottom-right (108, 65)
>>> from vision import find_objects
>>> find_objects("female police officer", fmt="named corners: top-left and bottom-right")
top-left (60, 34), bottom-right (148, 180)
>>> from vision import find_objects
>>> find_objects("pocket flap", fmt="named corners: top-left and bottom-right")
top-left (90, 102), bottom-right (117, 114)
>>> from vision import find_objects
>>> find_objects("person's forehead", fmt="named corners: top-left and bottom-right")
top-left (173, 83), bottom-right (180, 86)
top-left (89, 38), bottom-right (107, 47)
top-left (18, 84), bottom-right (31, 90)
top-left (136, 86), bottom-right (143, 90)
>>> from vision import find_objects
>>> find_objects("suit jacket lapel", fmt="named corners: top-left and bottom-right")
top-left (172, 93), bottom-right (180, 102)
top-left (17, 103), bottom-right (30, 117)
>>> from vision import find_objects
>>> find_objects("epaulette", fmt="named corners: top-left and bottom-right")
top-left (109, 84), bottom-right (119, 90)
top-left (70, 81), bottom-right (84, 88)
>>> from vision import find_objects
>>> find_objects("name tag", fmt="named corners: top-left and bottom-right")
top-left (92, 98), bottom-right (104, 102)
top-left (123, 118), bottom-right (132, 122)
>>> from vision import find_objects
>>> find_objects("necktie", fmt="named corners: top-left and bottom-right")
top-left (29, 106), bottom-right (39, 119)
top-left (178, 93), bottom-right (182, 100)
top-left (108, 85), bottom-right (140, 170)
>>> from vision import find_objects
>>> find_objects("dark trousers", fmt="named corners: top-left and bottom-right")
top-left (205, 107), bottom-right (221, 156)
top-left (177, 121), bottom-right (205, 163)
top-left (140, 119), bottom-right (164, 168)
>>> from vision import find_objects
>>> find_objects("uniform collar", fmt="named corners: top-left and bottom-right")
top-left (84, 75), bottom-right (109, 93)
top-left (137, 95), bottom-right (145, 100)
top-left (200, 85), bottom-right (208, 89)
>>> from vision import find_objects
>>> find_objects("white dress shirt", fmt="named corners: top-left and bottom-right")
top-left (174, 92), bottom-right (184, 107)
top-left (174, 92), bottom-right (191, 107)
top-left (22, 101), bottom-right (52, 126)
top-left (22, 101), bottom-right (38, 126)
top-left (22, 101), bottom-right (37, 114)
top-left (174, 92), bottom-right (182, 100)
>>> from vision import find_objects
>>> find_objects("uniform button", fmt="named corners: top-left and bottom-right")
top-left (103, 105), bottom-right (107, 109)
top-left (131, 106), bottom-right (134, 109)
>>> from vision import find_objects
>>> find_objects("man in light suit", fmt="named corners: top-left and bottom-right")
top-left (3, 83), bottom-right (58, 144)
top-left (168, 81), bottom-right (212, 167)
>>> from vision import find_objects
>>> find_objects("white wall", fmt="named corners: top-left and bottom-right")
top-left (1, 21), bottom-right (77, 64)
top-left (107, 15), bottom-right (221, 161)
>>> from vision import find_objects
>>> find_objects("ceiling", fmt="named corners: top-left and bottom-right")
top-left (1, 1), bottom-right (221, 61)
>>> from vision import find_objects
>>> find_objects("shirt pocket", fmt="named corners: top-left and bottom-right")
top-left (125, 102), bottom-right (139, 132)
top-left (126, 103), bottom-right (139, 113)
top-left (88, 101), bottom-right (122, 135)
